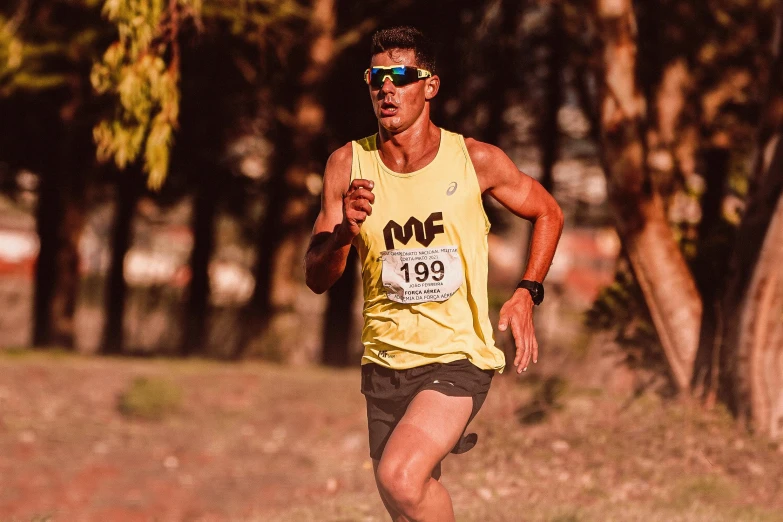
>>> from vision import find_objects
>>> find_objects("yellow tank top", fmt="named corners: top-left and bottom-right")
top-left (351, 128), bottom-right (506, 372)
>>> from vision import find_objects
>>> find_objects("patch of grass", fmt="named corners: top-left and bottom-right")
top-left (670, 475), bottom-right (738, 509)
top-left (572, 386), bottom-right (604, 397)
top-left (250, 333), bottom-right (286, 363)
top-left (550, 512), bottom-right (581, 522)
top-left (117, 376), bottom-right (183, 420)
top-left (565, 329), bottom-right (593, 358)
top-left (44, 347), bottom-right (75, 359)
top-left (0, 346), bottom-right (31, 357)
top-left (724, 505), bottom-right (783, 522)
top-left (583, 484), bottom-right (609, 500)
top-left (516, 375), bottom-right (568, 424)
top-left (27, 515), bottom-right (54, 522)
top-left (0, 346), bottom-right (74, 359)
top-left (578, 502), bottom-right (781, 522)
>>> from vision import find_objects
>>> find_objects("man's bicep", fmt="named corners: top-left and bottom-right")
top-left (312, 171), bottom-right (345, 235)
top-left (468, 139), bottom-right (539, 220)
top-left (311, 208), bottom-right (342, 237)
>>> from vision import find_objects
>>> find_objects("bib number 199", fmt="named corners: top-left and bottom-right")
top-left (400, 260), bottom-right (445, 283)
top-left (381, 246), bottom-right (463, 304)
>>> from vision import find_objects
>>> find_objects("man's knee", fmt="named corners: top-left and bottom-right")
top-left (376, 456), bottom-right (428, 511)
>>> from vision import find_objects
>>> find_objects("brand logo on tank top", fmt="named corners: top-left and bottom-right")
top-left (383, 212), bottom-right (445, 250)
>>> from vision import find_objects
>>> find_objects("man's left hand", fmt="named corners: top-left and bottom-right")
top-left (498, 289), bottom-right (538, 374)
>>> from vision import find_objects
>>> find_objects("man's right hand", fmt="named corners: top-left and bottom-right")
top-left (340, 179), bottom-right (375, 240)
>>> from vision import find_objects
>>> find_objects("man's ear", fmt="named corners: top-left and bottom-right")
top-left (424, 75), bottom-right (440, 100)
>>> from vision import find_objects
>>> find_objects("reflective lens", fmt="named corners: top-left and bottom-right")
top-left (364, 66), bottom-right (431, 88)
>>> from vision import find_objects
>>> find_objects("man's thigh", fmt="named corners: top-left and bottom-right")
top-left (378, 390), bottom-right (473, 478)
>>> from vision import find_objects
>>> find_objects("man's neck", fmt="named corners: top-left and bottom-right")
top-left (377, 119), bottom-right (441, 174)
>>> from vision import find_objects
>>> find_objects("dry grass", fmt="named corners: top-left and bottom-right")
top-left (0, 349), bottom-right (781, 521)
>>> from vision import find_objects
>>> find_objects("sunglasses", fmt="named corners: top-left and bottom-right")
top-left (363, 65), bottom-right (433, 88)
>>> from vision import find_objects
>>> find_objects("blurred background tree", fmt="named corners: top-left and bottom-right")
top-left (582, 0), bottom-right (783, 433)
top-left (0, 0), bottom-right (110, 352)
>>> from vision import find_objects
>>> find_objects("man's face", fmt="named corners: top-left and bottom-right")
top-left (368, 49), bottom-right (438, 133)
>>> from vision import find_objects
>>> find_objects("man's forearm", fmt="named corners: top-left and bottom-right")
top-left (305, 227), bottom-right (354, 294)
top-left (521, 207), bottom-right (564, 283)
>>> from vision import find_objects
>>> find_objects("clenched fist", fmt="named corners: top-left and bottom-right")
top-left (340, 179), bottom-right (375, 239)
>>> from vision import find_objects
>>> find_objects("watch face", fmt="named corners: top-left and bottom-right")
top-left (532, 283), bottom-right (544, 304)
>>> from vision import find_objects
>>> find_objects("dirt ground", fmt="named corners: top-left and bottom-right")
top-left (1, 350), bottom-right (782, 522)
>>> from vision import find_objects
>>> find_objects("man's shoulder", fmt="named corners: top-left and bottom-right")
top-left (328, 141), bottom-right (353, 166)
top-left (323, 142), bottom-right (353, 190)
top-left (462, 137), bottom-right (507, 171)
top-left (324, 132), bottom-right (379, 178)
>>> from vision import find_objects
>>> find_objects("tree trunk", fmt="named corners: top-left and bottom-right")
top-left (102, 174), bottom-right (138, 355)
top-left (182, 173), bottom-right (218, 356)
top-left (596, 0), bottom-right (702, 391)
top-left (236, 0), bottom-right (336, 360)
top-left (619, 196), bottom-right (703, 390)
top-left (33, 168), bottom-right (61, 347)
top-left (33, 147), bottom-right (85, 350)
top-left (539, 1), bottom-right (564, 193)
top-left (737, 189), bottom-right (783, 438)
top-left (235, 115), bottom-right (294, 360)
top-left (49, 197), bottom-right (85, 347)
top-left (724, 134), bottom-right (783, 428)
top-left (691, 147), bottom-right (732, 400)
top-left (721, 2), bottom-right (783, 423)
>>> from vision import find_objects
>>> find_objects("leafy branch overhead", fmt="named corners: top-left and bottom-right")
top-left (0, 0), bottom-right (102, 97)
top-left (0, 15), bottom-right (65, 95)
top-left (91, 0), bottom-right (200, 190)
top-left (91, 0), bottom-right (310, 190)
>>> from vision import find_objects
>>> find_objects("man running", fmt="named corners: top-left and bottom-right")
top-left (305, 26), bottom-right (563, 521)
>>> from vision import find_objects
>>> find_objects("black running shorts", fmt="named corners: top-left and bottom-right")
top-left (360, 358), bottom-right (495, 460)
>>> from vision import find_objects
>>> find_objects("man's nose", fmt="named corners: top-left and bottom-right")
top-left (380, 77), bottom-right (396, 94)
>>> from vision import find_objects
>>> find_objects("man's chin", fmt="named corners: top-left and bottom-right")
top-left (378, 115), bottom-right (406, 132)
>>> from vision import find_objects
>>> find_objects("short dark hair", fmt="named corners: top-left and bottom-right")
top-left (370, 26), bottom-right (436, 74)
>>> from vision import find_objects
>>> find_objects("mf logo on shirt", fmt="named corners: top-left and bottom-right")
top-left (383, 212), bottom-right (444, 250)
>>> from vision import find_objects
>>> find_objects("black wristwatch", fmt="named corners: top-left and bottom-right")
top-left (516, 280), bottom-right (544, 305)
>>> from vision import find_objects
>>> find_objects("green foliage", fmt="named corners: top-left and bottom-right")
top-left (0, 15), bottom-right (63, 95)
top-left (586, 261), bottom-right (668, 374)
top-left (516, 375), bottom-right (569, 424)
top-left (91, 0), bottom-right (199, 190)
top-left (724, 146), bottom-right (754, 224)
top-left (117, 376), bottom-right (183, 419)
top-left (91, 0), bottom-right (308, 189)
top-left (0, 2), bottom-right (103, 97)
top-left (202, 0), bottom-right (307, 38)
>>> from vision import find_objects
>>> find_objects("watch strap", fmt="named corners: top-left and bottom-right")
top-left (516, 279), bottom-right (544, 305)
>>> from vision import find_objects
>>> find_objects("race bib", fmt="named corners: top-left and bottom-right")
top-left (380, 246), bottom-right (464, 304)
